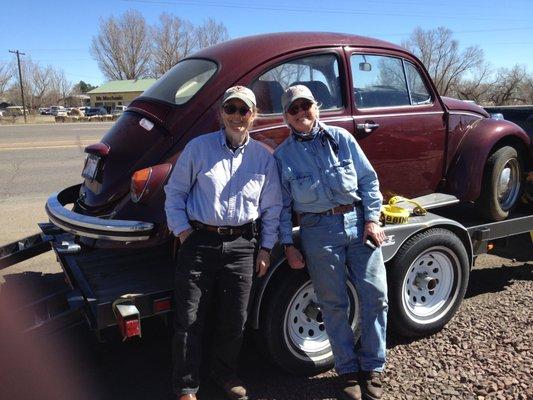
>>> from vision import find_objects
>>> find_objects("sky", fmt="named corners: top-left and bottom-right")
top-left (1, 0), bottom-right (532, 86)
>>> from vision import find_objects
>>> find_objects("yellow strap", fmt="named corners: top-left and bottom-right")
top-left (380, 196), bottom-right (428, 224)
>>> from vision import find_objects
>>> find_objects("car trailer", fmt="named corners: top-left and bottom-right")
top-left (0, 194), bottom-right (531, 373)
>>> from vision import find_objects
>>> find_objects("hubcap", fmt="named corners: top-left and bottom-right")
top-left (284, 280), bottom-right (359, 361)
top-left (402, 246), bottom-right (460, 324)
top-left (497, 158), bottom-right (520, 210)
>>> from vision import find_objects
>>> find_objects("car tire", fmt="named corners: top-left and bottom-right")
top-left (387, 228), bottom-right (469, 338)
top-left (478, 146), bottom-right (524, 221)
top-left (258, 268), bottom-right (360, 375)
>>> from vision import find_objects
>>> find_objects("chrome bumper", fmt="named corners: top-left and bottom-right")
top-left (45, 184), bottom-right (154, 241)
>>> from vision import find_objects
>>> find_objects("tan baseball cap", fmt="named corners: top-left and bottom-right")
top-left (222, 85), bottom-right (256, 108)
top-left (281, 85), bottom-right (316, 112)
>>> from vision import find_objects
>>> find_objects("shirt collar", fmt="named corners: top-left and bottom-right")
top-left (219, 129), bottom-right (250, 152)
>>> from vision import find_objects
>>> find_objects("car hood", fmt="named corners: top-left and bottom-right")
top-left (441, 97), bottom-right (489, 117)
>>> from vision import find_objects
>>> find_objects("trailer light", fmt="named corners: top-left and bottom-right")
top-left (114, 303), bottom-right (142, 340)
top-left (153, 297), bottom-right (172, 313)
top-left (130, 163), bottom-right (172, 203)
top-left (487, 242), bottom-right (495, 251)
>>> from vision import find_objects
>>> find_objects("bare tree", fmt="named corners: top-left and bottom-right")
top-left (90, 10), bottom-right (152, 80)
top-left (402, 27), bottom-right (484, 96)
top-left (487, 65), bottom-right (530, 105)
top-left (0, 61), bottom-right (13, 95)
top-left (50, 69), bottom-right (72, 106)
top-left (195, 18), bottom-right (229, 49)
top-left (454, 62), bottom-right (493, 103)
top-left (151, 13), bottom-right (196, 77)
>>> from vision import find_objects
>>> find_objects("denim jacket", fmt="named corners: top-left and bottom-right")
top-left (273, 121), bottom-right (382, 245)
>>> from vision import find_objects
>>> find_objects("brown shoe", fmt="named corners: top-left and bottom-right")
top-left (359, 371), bottom-right (384, 400)
top-left (212, 375), bottom-right (248, 400)
top-left (339, 372), bottom-right (362, 400)
top-left (177, 394), bottom-right (197, 400)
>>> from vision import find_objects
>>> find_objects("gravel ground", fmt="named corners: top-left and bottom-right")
top-left (237, 240), bottom-right (533, 400)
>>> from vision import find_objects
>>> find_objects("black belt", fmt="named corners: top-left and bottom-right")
top-left (309, 201), bottom-right (362, 216)
top-left (190, 220), bottom-right (259, 236)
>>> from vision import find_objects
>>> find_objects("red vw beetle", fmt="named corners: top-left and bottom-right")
top-left (46, 32), bottom-right (530, 249)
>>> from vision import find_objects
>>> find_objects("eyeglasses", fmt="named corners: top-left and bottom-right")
top-left (287, 100), bottom-right (314, 116)
top-left (223, 104), bottom-right (251, 116)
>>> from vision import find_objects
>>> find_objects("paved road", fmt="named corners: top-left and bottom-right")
top-left (0, 122), bottom-right (111, 275)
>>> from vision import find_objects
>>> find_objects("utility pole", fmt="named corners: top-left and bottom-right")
top-left (9, 49), bottom-right (27, 123)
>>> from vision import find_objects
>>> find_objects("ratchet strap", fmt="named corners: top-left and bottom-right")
top-left (380, 196), bottom-right (427, 225)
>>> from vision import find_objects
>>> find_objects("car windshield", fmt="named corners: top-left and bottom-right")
top-left (142, 59), bottom-right (218, 105)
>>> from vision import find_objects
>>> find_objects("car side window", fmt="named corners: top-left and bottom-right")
top-left (351, 54), bottom-right (411, 108)
top-left (251, 54), bottom-right (343, 115)
top-left (404, 61), bottom-right (431, 105)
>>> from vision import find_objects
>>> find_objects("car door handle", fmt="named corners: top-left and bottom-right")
top-left (356, 122), bottom-right (380, 133)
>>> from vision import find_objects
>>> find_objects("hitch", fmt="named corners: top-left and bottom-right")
top-left (0, 223), bottom-right (62, 270)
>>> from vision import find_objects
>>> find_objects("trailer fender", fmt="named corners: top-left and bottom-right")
top-left (249, 230), bottom-right (301, 329)
top-left (445, 118), bottom-right (529, 202)
top-left (381, 215), bottom-right (473, 268)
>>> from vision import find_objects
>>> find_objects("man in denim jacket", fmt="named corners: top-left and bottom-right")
top-left (274, 85), bottom-right (388, 400)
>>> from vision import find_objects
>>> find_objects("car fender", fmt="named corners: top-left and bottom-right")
top-left (445, 118), bottom-right (530, 202)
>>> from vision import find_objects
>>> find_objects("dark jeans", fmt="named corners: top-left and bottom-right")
top-left (172, 229), bottom-right (256, 396)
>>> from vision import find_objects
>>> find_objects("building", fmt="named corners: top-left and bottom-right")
top-left (87, 79), bottom-right (157, 111)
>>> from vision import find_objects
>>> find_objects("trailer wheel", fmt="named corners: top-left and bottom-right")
top-left (258, 268), bottom-right (360, 375)
top-left (478, 146), bottom-right (524, 221)
top-left (387, 228), bottom-right (469, 338)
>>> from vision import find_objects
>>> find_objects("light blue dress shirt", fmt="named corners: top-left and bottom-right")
top-left (274, 121), bottom-right (383, 245)
top-left (164, 129), bottom-right (282, 249)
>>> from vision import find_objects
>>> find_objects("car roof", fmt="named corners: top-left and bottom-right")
top-left (192, 32), bottom-right (406, 68)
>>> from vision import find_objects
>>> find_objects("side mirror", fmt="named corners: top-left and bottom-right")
top-left (359, 62), bottom-right (372, 72)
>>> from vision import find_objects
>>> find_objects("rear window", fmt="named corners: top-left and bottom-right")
top-left (142, 59), bottom-right (218, 105)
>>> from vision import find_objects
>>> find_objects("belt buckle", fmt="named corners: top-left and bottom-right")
top-left (217, 226), bottom-right (228, 235)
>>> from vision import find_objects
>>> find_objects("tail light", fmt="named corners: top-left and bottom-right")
top-left (130, 163), bottom-right (172, 203)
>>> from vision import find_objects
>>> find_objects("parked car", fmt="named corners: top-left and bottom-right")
top-left (49, 106), bottom-right (67, 116)
top-left (112, 105), bottom-right (128, 115)
top-left (39, 107), bottom-right (51, 115)
top-left (85, 107), bottom-right (108, 117)
top-left (46, 32), bottom-right (530, 251)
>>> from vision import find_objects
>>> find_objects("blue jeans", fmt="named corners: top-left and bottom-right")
top-left (300, 208), bottom-right (388, 374)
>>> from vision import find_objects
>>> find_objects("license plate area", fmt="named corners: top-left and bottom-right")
top-left (82, 154), bottom-right (100, 180)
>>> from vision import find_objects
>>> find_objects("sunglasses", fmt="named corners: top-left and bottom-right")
top-left (287, 100), bottom-right (314, 116)
top-left (223, 103), bottom-right (251, 116)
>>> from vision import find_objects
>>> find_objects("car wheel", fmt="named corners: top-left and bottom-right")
top-left (387, 228), bottom-right (469, 338)
top-left (258, 268), bottom-right (360, 375)
top-left (478, 146), bottom-right (524, 221)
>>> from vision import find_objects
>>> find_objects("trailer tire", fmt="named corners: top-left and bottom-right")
top-left (478, 146), bottom-right (524, 221)
top-left (258, 268), bottom-right (360, 375)
top-left (387, 228), bottom-right (469, 338)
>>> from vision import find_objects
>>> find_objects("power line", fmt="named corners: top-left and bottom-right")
top-left (122, 0), bottom-right (531, 23)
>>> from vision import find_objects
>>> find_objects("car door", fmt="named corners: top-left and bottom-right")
top-left (239, 49), bottom-right (354, 149)
top-left (346, 49), bottom-right (447, 200)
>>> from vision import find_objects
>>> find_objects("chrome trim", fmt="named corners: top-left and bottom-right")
top-left (45, 190), bottom-right (154, 241)
top-left (353, 111), bottom-right (444, 119)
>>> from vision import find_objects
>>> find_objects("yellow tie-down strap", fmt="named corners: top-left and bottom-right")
top-left (380, 196), bottom-right (427, 224)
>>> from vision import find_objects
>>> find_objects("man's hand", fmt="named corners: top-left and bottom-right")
top-left (178, 228), bottom-right (194, 245)
top-left (285, 245), bottom-right (305, 269)
top-left (363, 221), bottom-right (386, 246)
top-left (256, 248), bottom-right (270, 277)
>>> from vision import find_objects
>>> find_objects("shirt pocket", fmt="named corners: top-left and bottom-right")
top-left (240, 172), bottom-right (266, 209)
top-left (330, 159), bottom-right (357, 192)
top-left (289, 173), bottom-right (319, 204)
